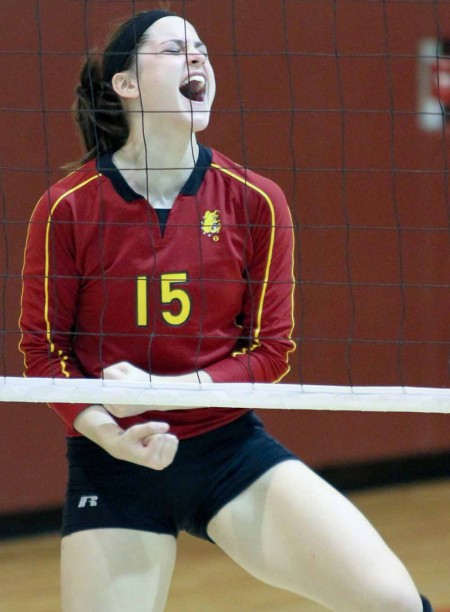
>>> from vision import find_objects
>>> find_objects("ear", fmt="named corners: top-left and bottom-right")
top-left (111, 71), bottom-right (139, 100)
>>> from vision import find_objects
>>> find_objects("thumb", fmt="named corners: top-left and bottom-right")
top-left (127, 421), bottom-right (171, 440)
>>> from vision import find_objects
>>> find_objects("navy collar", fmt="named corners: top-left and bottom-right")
top-left (97, 144), bottom-right (213, 203)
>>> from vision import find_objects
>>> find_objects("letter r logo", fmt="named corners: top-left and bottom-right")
top-left (78, 495), bottom-right (99, 508)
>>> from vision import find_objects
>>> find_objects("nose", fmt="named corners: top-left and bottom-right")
top-left (186, 44), bottom-right (207, 65)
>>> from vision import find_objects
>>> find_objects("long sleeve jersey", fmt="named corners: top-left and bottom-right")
top-left (19, 145), bottom-right (296, 438)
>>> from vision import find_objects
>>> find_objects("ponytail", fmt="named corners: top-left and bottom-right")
top-left (69, 53), bottom-right (129, 167)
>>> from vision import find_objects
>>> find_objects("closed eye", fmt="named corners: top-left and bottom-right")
top-left (194, 43), bottom-right (208, 57)
top-left (159, 40), bottom-right (208, 57)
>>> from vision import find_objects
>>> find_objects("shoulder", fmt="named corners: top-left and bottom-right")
top-left (31, 161), bottom-right (104, 220)
top-left (48, 161), bottom-right (103, 204)
top-left (209, 149), bottom-right (290, 222)
top-left (210, 149), bottom-right (287, 204)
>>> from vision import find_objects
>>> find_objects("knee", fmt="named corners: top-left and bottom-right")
top-left (361, 582), bottom-right (423, 612)
top-left (331, 566), bottom-right (423, 612)
top-left (349, 552), bottom-right (425, 612)
top-left (381, 592), bottom-right (423, 612)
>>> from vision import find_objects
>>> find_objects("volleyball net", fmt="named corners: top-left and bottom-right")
top-left (1, 0), bottom-right (449, 415)
top-left (0, 378), bottom-right (449, 413)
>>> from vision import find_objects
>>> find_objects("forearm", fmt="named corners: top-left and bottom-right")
top-left (101, 364), bottom-right (213, 417)
top-left (204, 342), bottom-right (294, 384)
top-left (73, 404), bottom-right (123, 448)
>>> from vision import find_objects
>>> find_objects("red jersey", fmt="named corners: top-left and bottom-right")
top-left (19, 146), bottom-right (296, 438)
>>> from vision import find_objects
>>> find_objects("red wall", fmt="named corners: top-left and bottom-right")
top-left (0, 0), bottom-right (449, 513)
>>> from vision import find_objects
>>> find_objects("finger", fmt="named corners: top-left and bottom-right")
top-left (114, 362), bottom-right (134, 375)
top-left (158, 435), bottom-right (179, 467)
top-left (127, 422), bottom-right (171, 443)
top-left (151, 434), bottom-right (178, 462)
top-left (103, 367), bottom-right (123, 380)
top-left (144, 434), bottom-right (179, 470)
top-left (103, 361), bottom-right (131, 380)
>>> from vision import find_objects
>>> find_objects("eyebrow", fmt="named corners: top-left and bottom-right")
top-left (158, 39), bottom-right (206, 48)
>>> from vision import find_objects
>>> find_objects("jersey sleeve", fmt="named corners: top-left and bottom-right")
top-left (18, 189), bottom-right (92, 430)
top-left (204, 179), bottom-right (296, 384)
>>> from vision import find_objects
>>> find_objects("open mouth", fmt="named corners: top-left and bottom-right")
top-left (179, 75), bottom-right (206, 103)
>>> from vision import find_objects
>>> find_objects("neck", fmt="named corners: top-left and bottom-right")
top-left (113, 124), bottom-right (200, 206)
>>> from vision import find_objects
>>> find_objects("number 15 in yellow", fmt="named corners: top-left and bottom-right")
top-left (137, 273), bottom-right (191, 327)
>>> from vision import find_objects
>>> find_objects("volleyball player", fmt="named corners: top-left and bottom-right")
top-left (19, 8), bottom-right (433, 612)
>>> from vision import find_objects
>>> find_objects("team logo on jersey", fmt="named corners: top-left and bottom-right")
top-left (201, 210), bottom-right (221, 241)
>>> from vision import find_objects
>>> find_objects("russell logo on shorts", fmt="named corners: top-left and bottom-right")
top-left (78, 495), bottom-right (99, 508)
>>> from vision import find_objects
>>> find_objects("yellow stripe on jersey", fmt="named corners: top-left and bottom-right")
top-left (18, 174), bottom-right (101, 377)
top-left (211, 163), bottom-right (296, 379)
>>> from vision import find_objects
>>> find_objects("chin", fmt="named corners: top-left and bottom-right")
top-left (179, 108), bottom-right (212, 133)
top-left (192, 114), bottom-right (211, 133)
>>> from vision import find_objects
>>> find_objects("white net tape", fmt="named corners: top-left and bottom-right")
top-left (1, 378), bottom-right (449, 413)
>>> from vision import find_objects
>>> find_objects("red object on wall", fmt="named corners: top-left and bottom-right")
top-left (431, 58), bottom-right (450, 105)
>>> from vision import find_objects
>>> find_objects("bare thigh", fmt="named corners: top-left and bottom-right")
top-left (61, 528), bottom-right (177, 612)
top-left (207, 460), bottom-right (422, 612)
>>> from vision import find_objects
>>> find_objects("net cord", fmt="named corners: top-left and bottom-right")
top-left (0, 377), bottom-right (449, 413)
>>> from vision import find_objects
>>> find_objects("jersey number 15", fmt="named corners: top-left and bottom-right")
top-left (136, 273), bottom-right (191, 327)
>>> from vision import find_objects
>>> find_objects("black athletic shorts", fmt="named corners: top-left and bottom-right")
top-left (62, 411), bottom-right (297, 542)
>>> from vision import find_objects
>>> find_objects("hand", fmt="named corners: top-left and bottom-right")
top-left (103, 361), bottom-right (149, 383)
top-left (73, 405), bottom-right (179, 471)
top-left (103, 361), bottom-right (213, 385)
top-left (105, 421), bottom-right (179, 470)
top-left (103, 361), bottom-right (152, 417)
top-left (102, 361), bottom-right (213, 414)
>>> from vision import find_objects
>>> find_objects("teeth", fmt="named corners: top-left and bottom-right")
top-left (181, 75), bottom-right (206, 87)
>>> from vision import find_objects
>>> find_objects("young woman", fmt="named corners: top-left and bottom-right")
top-left (19, 8), bottom-right (433, 612)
